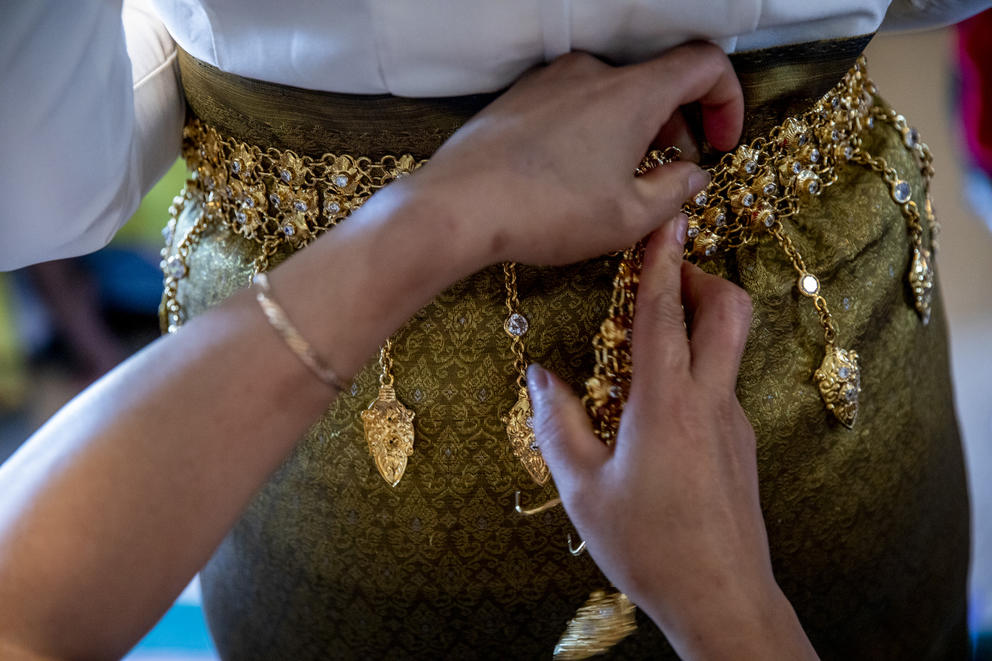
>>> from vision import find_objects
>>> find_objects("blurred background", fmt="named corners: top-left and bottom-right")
top-left (0, 19), bottom-right (989, 661)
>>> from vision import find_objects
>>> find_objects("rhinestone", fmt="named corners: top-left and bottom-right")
top-left (279, 168), bottom-right (292, 183)
top-left (325, 200), bottom-right (342, 214)
top-left (741, 192), bottom-right (755, 208)
top-left (334, 174), bottom-right (350, 188)
top-left (293, 200), bottom-right (308, 212)
top-left (808, 179), bottom-right (820, 195)
top-left (810, 149), bottom-right (821, 163)
top-left (844, 146), bottom-right (854, 160)
top-left (529, 441), bottom-right (539, 452)
top-left (235, 210), bottom-right (247, 224)
top-left (244, 196), bottom-right (255, 208)
top-left (165, 256), bottom-right (186, 280)
top-left (892, 180), bottom-right (911, 203)
top-left (231, 160), bottom-right (241, 174)
top-left (715, 212), bottom-right (726, 226)
top-left (904, 128), bottom-right (920, 148)
top-left (269, 193), bottom-right (281, 208)
top-left (867, 116), bottom-right (875, 129)
top-left (167, 324), bottom-right (179, 334)
top-left (282, 224), bottom-right (295, 237)
top-left (763, 182), bottom-right (777, 195)
top-left (687, 226), bottom-right (700, 238)
top-left (704, 244), bottom-right (717, 257)
top-left (831, 96), bottom-right (840, 109)
top-left (838, 366), bottom-right (850, 380)
top-left (693, 191), bottom-right (707, 206)
top-left (744, 160), bottom-right (757, 174)
top-left (172, 195), bottom-right (185, 206)
top-left (798, 133), bottom-right (808, 146)
top-left (525, 416), bottom-right (535, 430)
top-left (791, 161), bottom-right (802, 174)
top-left (504, 312), bottom-right (529, 336)
top-left (844, 386), bottom-right (857, 402)
top-left (831, 129), bottom-right (841, 142)
top-left (608, 385), bottom-right (621, 399)
top-left (763, 213), bottom-right (776, 227)
top-left (799, 273), bottom-right (820, 296)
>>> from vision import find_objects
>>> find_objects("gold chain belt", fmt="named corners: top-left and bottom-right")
top-left (161, 56), bottom-right (937, 659)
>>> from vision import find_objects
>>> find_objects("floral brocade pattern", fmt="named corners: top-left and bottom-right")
top-left (165, 118), bottom-right (969, 658)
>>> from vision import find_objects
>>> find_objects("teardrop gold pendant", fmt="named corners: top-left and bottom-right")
top-left (361, 384), bottom-right (415, 487)
top-left (813, 345), bottom-right (862, 429)
top-left (505, 387), bottom-right (550, 486)
top-left (908, 246), bottom-right (934, 325)
top-left (553, 590), bottom-right (637, 660)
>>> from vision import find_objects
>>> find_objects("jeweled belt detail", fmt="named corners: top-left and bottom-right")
top-left (161, 55), bottom-right (937, 659)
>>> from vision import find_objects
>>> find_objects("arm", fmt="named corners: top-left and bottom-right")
top-left (0, 44), bottom-right (742, 660)
top-left (529, 221), bottom-right (818, 659)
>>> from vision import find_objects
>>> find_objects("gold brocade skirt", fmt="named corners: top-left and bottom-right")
top-left (168, 39), bottom-right (970, 659)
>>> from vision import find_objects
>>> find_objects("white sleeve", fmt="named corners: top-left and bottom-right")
top-left (882, 0), bottom-right (992, 30)
top-left (0, 1), bottom-right (183, 271)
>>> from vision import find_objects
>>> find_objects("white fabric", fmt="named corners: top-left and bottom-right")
top-left (1, 0), bottom-right (989, 270)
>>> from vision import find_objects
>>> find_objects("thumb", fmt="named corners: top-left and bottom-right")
top-left (527, 364), bottom-right (609, 479)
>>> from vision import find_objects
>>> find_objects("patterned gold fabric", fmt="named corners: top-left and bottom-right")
top-left (169, 39), bottom-right (969, 660)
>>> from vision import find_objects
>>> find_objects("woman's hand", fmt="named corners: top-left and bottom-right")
top-left (527, 216), bottom-right (819, 660)
top-left (406, 42), bottom-right (743, 267)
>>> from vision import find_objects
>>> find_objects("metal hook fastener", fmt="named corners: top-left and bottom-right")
top-left (567, 533), bottom-right (587, 556)
top-left (514, 491), bottom-right (562, 516)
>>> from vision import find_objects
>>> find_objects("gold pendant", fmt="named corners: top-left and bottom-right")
top-left (814, 345), bottom-right (861, 429)
top-left (360, 385), bottom-right (415, 487)
top-left (553, 590), bottom-right (637, 660)
top-left (908, 247), bottom-right (934, 325)
top-left (504, 387), bottom-right (550, 486)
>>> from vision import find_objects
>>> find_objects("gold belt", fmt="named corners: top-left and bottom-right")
top-left (162, 51), bottom-right (938, 660)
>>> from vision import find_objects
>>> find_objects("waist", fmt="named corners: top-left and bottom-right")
top-left (177, 35), bottom-right (873, 159)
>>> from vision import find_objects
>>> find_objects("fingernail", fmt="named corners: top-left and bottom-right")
top-left (688, 166), bottom-right (711, 196)
top-left (671, 213), bottom-right (688, 245)
top-left (527, 364), bottom-right (552, 394)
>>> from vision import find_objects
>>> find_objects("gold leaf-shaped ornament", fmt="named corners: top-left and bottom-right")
top-left (553, 590), bottom-right (637, 660)
top-left (504, 387), bottom-right (550, 486)
top-left (361, 385), bottom-right (415, 487)
top-left (813, 345), bottom-right (861, 429)
top-left (908, 246), bottom-right (934, 325)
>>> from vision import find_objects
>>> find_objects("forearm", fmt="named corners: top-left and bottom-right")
top-left (0, 180), bottom-right (478, 659)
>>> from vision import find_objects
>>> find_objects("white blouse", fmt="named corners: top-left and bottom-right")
top-left (1, 0), bottom-right (988, 270)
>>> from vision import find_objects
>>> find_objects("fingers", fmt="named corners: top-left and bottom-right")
top-left (632, 160), bottom-right (710, 222)
top-left (630, 216), bottom-right (691, 392)
top-left (527, 364), bottom-right (609, 477)
top-left (680, 262), bottom-right (752, 392)
top-left (652, 110), bottom-right (701, 163)
top-left (627, 41), bottom-right (744, 152)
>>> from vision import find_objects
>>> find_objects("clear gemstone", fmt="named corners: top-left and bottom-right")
top-left (798, 133), bottom-right (808, 146)
top-left (715, 212), bottom-right (726, 226)
top-left (791, 161), bottom-right (802, 174)
top-left (167, 324), bottom-right (179, 334)
top-left (687, 226), bottom-right (699, 238)
top-left (279, 168), bottom-right (292, 183)
top-left (741, 193), bottom-right (755, 208)
top-left (325, 200), bottom-right (341, 214)
top-left (905, 128), bottom-right (920, 148)
top-left (244, 196), bottom-right (255, 208)
top-left (810, 149), bottom-right (821, 163)
top-left (293, 200), bottom-right (308, 212)
top-left (844, 386), bottom-right (857, 402)
top-left (808, 180), bottom-right (820, 195)
top-left (799, 273), bottom-right (820, 295)
top-left (269, 193), bottom-right (280, 208)
top-left (504, 312), bottom-right (529, 336)
top-left (763, 183), bottom-right (777, 195)
top-left (694, 192), bottom-right (707, 206)
top-left (763, 213), bottom-right (776, 227)
top-left (893, 180), bottom-right (911, 203)
top-left (838, 366), bottom-right (851, 380)
top-left (844, 146), bottom-right (854, 160)
top-left (831, 96), bottom-right (840, 109)
top-left (165, 256), bottom-right (186, 279)
top-left (831, 129), bottom-right (841, 142)
top-left (282, 224), bottom-right (295, 237)
top-left (744, 160), bottom-right (757, 174)
top-left (235, 210), bottom-right (247, 224)
top-left (334, 174), bottom-right (350, 188)
top-left (704, 244), bottom-right (717, 257)
top-left (231, 160), bottom-right (241, 174)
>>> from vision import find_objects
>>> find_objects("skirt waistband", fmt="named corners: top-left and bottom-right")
top-left (177, 34), bottom-right (874, 159)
